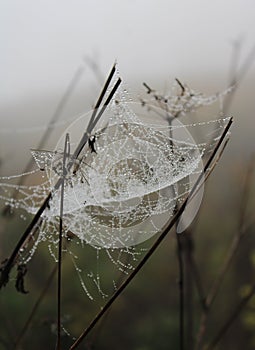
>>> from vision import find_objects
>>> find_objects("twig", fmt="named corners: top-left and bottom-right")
top-left (0, 64), bottom-right (121, 289)
top-left (56, 133), bottom-right (70, 350)
top-left (2, 64), bottom-right (85, 216)
top-left (176, 233), bottom-right (185, 350)
top-left (207, 281), bottom-right (255, 350)
top-left (195, 156), bottom-right (255, 349)
top-left (13, 234), bottom-right (74, 348)
top-left (84, 55), bottom-right (104, 84)
top-left (183, 232), bottom-right (195, 350)
top-left (175, 78), bottom-right (185, 96)
top-left (223, 42), bottom-right (255, 114)
top-left (180, 140), bottom-right (231, 331)
top-left (14, 265), bottom-right (58, 349)
top-left (189, 245), bottom-right (207, 313)
top-left (69, 118), bottom-right (233, 350)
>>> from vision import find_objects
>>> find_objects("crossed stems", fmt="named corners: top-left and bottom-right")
top-left (0, 64), bottom-right (121, 290)
top-left (69, 117), bottom-right (233, 349)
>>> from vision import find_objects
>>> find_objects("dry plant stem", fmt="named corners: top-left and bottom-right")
top-left (169, 116), bottom-right (185, 350)
top-left (2, 64), bottom-right (85, 214)
top-left (56, 133), bottom-right (70, 350)
top-left (185, 135), bottom-right (230, 321)
top-left (195, 224), bottom-right (253, 350)
top-left (168, 90), bottom-right (197, 350)
top-left (14, 265), bottom-right (57, 349)
top-left (223, 43), bottom-right (255, 114)
top-left (176, 233), bottom-right (185, 350)
top-left (206, 282), bottom-right (255, 350)
top-left (183, 232), bottom-right (195, 350)
top-left (0, 298), bottom-right (16, 348)
top-left (88, 253), bottom-right (134, 349)
top-left (186, 138), bottom-right (230, 310)
top-left (35, 65), bottom-right (85, 152)
top-left (14, 238), bottom-right (72, 348)
top-left (84, 56), bottom-right (104, 85)
top-left (195, 156), bottom-right (255, 349)
top-left (189, 248), bottom-right (207, 312)
top-left (144, 88), bottom-right (224, 350)
top-left (0, 65), bottom-right (121, 289)
top-left (69, 118), bottom-right (233, 350)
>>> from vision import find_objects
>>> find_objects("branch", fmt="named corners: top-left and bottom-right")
top-left (69, 118), bottom-right (233, 350)
top-left (0, 64), bottom-right (121, 289)
top-left (195, 156), bottom-right (255, 349)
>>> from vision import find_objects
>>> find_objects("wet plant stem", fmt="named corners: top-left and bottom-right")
top-left (206, 281), bottom-right (255, 350)
top-left (14, 265), bottom-right (57, 349)
top-left (195, 157), bottom-right (254, 349)
top-left (2, 64), bottom-right (85, 216)
top-left (56, 133), bottom-right (69, 350)
top-left (0, 64), bottom-right (121, 289)
top-left (69, 118), bottom-right (233, 350)
top-left (176, 233), bottom-right (184, 350)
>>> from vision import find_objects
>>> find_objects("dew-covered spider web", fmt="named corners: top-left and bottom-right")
top-left (0, 83), bottom-right (231, 338)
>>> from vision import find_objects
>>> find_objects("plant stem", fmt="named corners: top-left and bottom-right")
top-left (69, 118), bottom-right (233, 350)
top-left (176, 233), bottom-right (185, 350)
top-left (195, 157), bottom-right (255, 349)
top-left (184, 233), bottom-right (195, 350)
top-left (207, 282), bottom-right (255, 350)
top-left (14, 265), bottom-right (57, 349)
top-left (2, 64), bottom-right (85, 216)
top-left (56, 133), bottom-right (70, 350)
top-left (0, 64), bottom-right (121, 289)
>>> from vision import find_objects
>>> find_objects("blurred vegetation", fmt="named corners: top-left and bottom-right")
top-left (0, 57), bottom-right (255, 349)
top-left (0, 152), bottom-right (254, 350)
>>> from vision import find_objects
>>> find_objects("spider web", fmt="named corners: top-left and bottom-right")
top-left (0, 87), bottom-right (231, 305)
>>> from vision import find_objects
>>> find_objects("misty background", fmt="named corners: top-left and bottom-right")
top-left (1, 1), bottom-right (255, 349)
top-left (1, 0), bottom-right (255, 173)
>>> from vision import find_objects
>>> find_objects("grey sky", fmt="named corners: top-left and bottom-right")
top-left (1, 0), bottom-right (255, 174)
top-left (1, 0), bottom-right (255, 104)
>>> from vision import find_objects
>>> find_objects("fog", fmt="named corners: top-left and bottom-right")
top-left (1, 0), bottom-right (255, 173)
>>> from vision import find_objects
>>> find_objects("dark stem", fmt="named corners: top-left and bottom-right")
top-left (0, 64), bottom-right (121, 289)
top-left (195, 156), bottom-right (254, 349)
top-left (86, 63), bottom-right (116, 131)
top-left (223, 42), bottom-right (255, 114)
top-left (184, 233), bottom-right (195, 350)
top-left (69, 118), bottom-right (233, 350)
top-left (176, 233), bottom-right (184, 350)
top-left (14, 265), bottom-right (57, 349)
top-left (2, 64), bottom-right (85, 215)
top-left (190, 251), bottom-right (207, 312)
top-left (0, 193), bottom-right (52, 288)
top-left (56, 133), bottom-right (70, 350)
top-left (207, 282), bottom-right (255, 350)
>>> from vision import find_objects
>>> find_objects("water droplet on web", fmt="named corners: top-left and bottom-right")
top-left (0, 79), bottom-right (232, 315)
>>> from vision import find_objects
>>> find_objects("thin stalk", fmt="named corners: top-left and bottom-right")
top-left (195, 156), bottom-right (254, 349)
top-left (84, 56), bottom-right (104, 85)
top-left (88, 252), bottom-right (134, 348)
top-left (86, 63), bottom-right (116, 132)
top-left (0, 65), bottom-right (121, 289)
top-left (183, 232), bottom-right (194, 350)
top-left (190, 248), bottom-right (207, 313)
top-left (168, 106), bottom-right (185, 350)
top-left (176, 233), bottom-right (184, 350)
top-left (206, 282), bottom-right (255, 350)
top-left (14, 265), bottom-right (57, 349)
top-left (69, 118), bottom-right (233, 350)
top-left (56, 133), bottom-right (70, 350)
top-left (2, 64), bottom-right (85, 216)
top-left (223, 42), bottom-right (255, 114)
top-left (176, 138), bottom-right (230, 315)
top-left (14, 236), bottom-right (74, 348)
